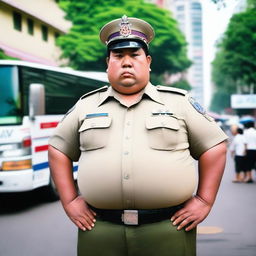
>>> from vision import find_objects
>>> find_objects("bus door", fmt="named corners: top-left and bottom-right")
top-left (30, 114), bottom-right (62, 189)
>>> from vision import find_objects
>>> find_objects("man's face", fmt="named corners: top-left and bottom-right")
top-left (106, 47), bottom-right (152, 95)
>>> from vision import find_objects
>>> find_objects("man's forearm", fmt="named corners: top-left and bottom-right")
top-left (197, 141), bottom-right (227, 206)
top-left (48, 145), bottom-right (78, 206)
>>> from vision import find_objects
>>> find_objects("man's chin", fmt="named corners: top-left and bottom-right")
top-left (119, 78), bottom-right (136, 87)
top-left (113, 84), bottom-right (146, 95)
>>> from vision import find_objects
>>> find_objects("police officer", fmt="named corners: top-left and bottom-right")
top-left (48, 15), bottom-right (228, 256)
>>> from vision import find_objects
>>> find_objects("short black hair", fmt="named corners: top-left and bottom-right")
top-left (237, 128), bottom-right (243, 134)
top-left (244, 121), bottom-right (255, 129)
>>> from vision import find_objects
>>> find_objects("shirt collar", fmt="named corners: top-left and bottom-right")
top-left (143, 83), bottom-right (165, 105)
top-left (97, 83), bottom-right (165, 106)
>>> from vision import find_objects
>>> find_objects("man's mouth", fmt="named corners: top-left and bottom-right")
top-left (121, 71), bottom-right (134, 77)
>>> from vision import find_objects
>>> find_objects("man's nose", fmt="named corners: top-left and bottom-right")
top-left (122, 55), bottom-right (132, 67)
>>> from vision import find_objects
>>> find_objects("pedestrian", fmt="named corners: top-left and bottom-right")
top-left (229, 127), bottom-right (246, 182)
top-left (243, 121), bottom-right (256, 183)
top-left (48, 15), bottom-right (228, 256)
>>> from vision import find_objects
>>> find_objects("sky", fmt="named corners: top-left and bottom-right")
top-left (201, 0), bottom-right (241, 108)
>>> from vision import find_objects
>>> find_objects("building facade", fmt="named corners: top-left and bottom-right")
top-left (0, 0), bottom-right (71, 66)
top-left (168, 0), bottom-right (204, 105)
top-left (146, 0), bottom-right (204, 105)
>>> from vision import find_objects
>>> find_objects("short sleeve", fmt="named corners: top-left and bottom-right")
top-left (48, 103), bottom-right (81, 161)
top-left (182, 95), bottom-right (228, 159)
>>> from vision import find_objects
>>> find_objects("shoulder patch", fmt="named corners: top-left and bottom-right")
top-left (188, 97), bottom-right (214, 121)
top-left (156, 85), bottom-right (187, 96)
top-left (80, 85), bottom-right (108, 100)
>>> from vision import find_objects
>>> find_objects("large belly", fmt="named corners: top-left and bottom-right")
top-left (77, 150), bottom-right (197, 209)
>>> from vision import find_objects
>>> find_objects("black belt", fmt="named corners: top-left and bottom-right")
top-left (90, 205), bottom-right (183, 225)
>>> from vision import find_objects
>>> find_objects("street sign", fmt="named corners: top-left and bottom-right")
top-left (231, 94), bottom-right (256, 109)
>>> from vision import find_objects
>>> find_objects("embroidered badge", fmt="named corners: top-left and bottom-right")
top-left (189, 97), bottom-right (205, 115)
top-left (188, 97), bottom-right (214, 121)
top-left (119, 15), bottom-right (132, 37)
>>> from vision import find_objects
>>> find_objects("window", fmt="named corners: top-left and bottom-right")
top-left (54, 32), bottom-right (60, 45)
top-left (0, 66), bottom-right (22, 125)
top-left (177, 5), bottom-right (184, 11)
top-left (27, 18), bottom-right (34, 35)
top-left (41, 25), bottom-right (48, 41)
top-left (191, 2), bottom-right (201, 10)
top-left (13, 12), bottom-right (22, 31)
top-left (20, 67), bottom-right (105, 115)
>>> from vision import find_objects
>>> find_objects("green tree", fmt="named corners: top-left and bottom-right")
top-left (210, 3), bottom-right (256, 112)
top-left (57, 0), bottom-right (191, 88)
top-left (0, 49), bottom-right (18, 60)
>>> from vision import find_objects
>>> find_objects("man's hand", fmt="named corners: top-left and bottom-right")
top-left (170, 196), bottom-right (211, 232)
top-left (171, 142), bottom-right (227, 232)
top-left (64, 196), bottom-right (97, 231)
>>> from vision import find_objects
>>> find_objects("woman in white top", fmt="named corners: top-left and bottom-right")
top-left (230, 127), bottom-right (246, 182)
top-left (243, 121), bottom-right (256, 183)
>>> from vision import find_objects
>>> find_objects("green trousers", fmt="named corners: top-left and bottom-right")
top-left (77, 219), bottom-right (196, 256)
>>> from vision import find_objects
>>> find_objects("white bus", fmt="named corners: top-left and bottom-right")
top-left (0, 60), bottom-right (109, 200)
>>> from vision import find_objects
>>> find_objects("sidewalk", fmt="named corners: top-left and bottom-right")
top-left (197, 151), bottom-right (256, 256)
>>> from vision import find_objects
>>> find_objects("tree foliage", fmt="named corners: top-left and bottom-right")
top-left (210, 3), bottom-right (256, 112)
top-left (0, 49), bottom-right (18, 60)
top-left (57, 0), bottom-right (191, 85)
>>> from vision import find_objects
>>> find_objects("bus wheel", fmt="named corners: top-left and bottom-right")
top-left (41, 178), bottom-right (59, 202)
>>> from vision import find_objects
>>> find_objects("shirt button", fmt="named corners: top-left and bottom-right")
top-left (126, 121), bottom-right (131, 126)
top-left (124, 151), bottom-right (129, 155)
top-left (124, 174), bottom-right (130, 180)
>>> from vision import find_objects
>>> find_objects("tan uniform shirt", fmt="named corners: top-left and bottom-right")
top-left (49, 83), bottom-right (228, 209)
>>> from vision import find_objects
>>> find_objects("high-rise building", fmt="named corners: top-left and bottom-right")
top-left (169, 0), bottom-right (204, 105)
top-left (145, 0), bottom-right (204, 105)
top-left (0, 0), bottom-right (71, 66)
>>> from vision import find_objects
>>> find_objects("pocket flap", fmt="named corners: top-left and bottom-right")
top-left (146, 116), bottom-right (180, 130)
top-left (79, 116), bottom-right (112, 132)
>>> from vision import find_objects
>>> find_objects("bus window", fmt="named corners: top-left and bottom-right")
top-left (0, 66), bottom-right (22, 125)
top-left (19, 66), bottom-right (104, 115)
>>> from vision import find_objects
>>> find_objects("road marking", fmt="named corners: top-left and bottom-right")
top-left (197, 226), bottom-right (224, 234)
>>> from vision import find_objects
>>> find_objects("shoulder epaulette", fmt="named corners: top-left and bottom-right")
top-left (156, 85), bottom-right (187, 96)
top-left (80, 85), bottom-right (108, 100)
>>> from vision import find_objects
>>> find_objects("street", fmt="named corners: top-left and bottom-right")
top-left (197, 150), bottom-right (256, 256)
top-left (0, 152), bottom-right (255, 256)
top-left (0, 191), bottom-right (77, 256)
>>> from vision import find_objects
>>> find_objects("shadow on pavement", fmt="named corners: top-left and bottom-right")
top-left (0, 188), bottom-right (50, 214)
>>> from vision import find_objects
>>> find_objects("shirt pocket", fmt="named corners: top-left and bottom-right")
top-left (145, 115), bottom-right (180, 150)
top-left (79, 116), bottom-right (112, 151)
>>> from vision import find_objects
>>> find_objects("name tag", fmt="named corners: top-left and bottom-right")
top-left (85, 113), bottom-right (109, 119)
top-left (152, 109), bottom-right (173, 116)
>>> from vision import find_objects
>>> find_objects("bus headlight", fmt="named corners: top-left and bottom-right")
top-left (2, 159), bottom-right (32, 171)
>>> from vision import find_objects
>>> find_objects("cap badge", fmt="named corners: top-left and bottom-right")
top-left (119, 15), bottom-right (132, 37)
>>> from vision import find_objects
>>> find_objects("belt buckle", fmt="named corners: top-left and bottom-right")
top-left (122, 210), bottom-right (138, 225)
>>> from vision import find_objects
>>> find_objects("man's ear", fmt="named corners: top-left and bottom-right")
top-left (147, 55), bottom-right (152, 66)
top-left (106, 57), bottom-right (109, 72)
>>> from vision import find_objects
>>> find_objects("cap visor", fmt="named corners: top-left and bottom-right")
top-left (108, 40), bottom-right (145, 50)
